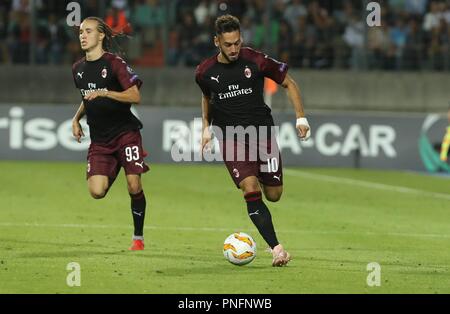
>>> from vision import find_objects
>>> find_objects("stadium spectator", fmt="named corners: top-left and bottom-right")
top-left (66, 20), bottom-right (84, 64)
top-left (389, 18), bottom-right (408, 69)
top-left (388, 0), bottom-right (407, 13)
top-left (132, 0), bottom-right (164, 48)
top-left (423, 1), bottom-right (442, 32)
top-left (290, 15), bottom-right (308, 68)
top-left (405, 0), bottom-right (428, 16)
top-left (244, 0), bottom-right (266, 26)
top-left (82, 0), bottom-right (100, 19)
top-left (445, 2), bottom-right (450, 23)
top-left (240, 15), bottom-right (254, 44)
top-left (307, 0), bottom-right (335, 68)
top-left (252, 12), bottom-right (280, 54)
top-left (367, 20), bottom-right (390, 69)
top-left (0, 2), bottom-right (9, 63)
top-left (33, 13), bottom-right (68, 64)
top-left (166, 25), bottom-right (180, 65)
top-left (284, 0), bottom-right (307, 31)
top-left (343, 14), bottom-right (365, 70)
top-left (176, 12), bottom-right (201, 66)
top-left (196, 15), bottom-right (216, 61)
top-left (46, 14), bottom-right (69, 64)
top-left (7, 11), bottom-right (31, 64)
top-left (11, 0), bottom-right (31, 13)
top-left (428, 17), bottom-right (449, 70)
top-left (35, 16), bottom-right (49, 64)
top-left (104, 1), bottom-right (132, 58)
top-left (0, 0), bottom-right (449, 71)
top-left (194, 0), bottom-right (217, 25)
top-left (278, 19), bottom-right (293, 64)
top-left (105, 2), bottom-right (130, 35)
top-left (403, 17), bottom-right (425, 70)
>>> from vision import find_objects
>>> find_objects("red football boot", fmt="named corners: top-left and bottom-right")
top-left (129, 239), bottom-right (144, 251)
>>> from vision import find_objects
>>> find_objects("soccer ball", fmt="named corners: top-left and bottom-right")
top-left (223, 232), bottom-right (256, 266)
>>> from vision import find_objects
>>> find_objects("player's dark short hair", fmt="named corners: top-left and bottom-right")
top-left (215, 15), bottom-right (240, 35)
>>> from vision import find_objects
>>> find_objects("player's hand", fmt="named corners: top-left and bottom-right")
top-left (72, 120), bottom-right (85, 143)
top-left (201, 127), bottom-right (213, 156)
top-left (83, 90), bottom-right (107, 101)
top-left (296, 117), bottom-right (311, 141)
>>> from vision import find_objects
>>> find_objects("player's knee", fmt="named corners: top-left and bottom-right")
top-left (265, 189), bottom-right (283, 202)
top-left (90, 189), bottom-right (106, 199)
top-left (266, 193), bottom-right (282, 202)
top-left (240, 180), bottom-right (260, 195)
top-left (88, 177), bottom-right (109, 199)
top-left (127, 181), bottom-right (142, 195)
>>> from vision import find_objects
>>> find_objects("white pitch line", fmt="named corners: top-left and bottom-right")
top-left (0, 222), bottom-right (449, 239)
top-left (284, 169), bottom-right (450, 201)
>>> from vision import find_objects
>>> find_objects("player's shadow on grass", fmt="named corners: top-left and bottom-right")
top-left (149, 264), bottom-right (276, 277)
top-left (130, 251), bottom-right (295, 275)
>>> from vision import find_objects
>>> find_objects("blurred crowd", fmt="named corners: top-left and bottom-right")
top-left (0, 0), bottom-right (449, 70)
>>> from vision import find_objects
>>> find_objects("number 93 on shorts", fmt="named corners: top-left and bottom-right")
top-left (86, 130), bottom-right (149, 179)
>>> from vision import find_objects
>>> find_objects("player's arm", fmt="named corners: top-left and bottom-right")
top-left (280, 73), bottom-right (311, 141)
top-left (72, 101), bottom-right (86, 143)
top-left (83, 85), bottom-right (141, 104)
top-left (201, 94), bottom-right (212, 155)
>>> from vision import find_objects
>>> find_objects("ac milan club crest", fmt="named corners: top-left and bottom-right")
top-left (244, 67), bottom-right (252, 78)
top-left (101, 68), bottom-right (107, 78)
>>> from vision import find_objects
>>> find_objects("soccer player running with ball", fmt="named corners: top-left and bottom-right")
top-left (195, 15), bottom-right (311, 266)
top-left (71, 17), bottom-right (148, 250)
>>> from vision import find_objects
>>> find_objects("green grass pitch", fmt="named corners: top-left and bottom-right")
top-left (0, 161), bottom-right (449, 294)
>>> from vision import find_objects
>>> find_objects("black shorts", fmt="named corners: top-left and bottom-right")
top-left (86, 130), bottom-right (149, 180)
top-left (219, 135), bottom-right (283, 189)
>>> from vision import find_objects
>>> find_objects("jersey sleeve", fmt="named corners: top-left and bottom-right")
top-left (112, 57), bottom-right (143, 90)
top-left (255, 51), bottom-right (289, 84)
top-left (195, 65), bottom-right (211, 97)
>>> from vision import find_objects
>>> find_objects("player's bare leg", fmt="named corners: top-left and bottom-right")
top-left (239, 176), bottom-right (261, 194)
top-left (87, 175), bottom-right (109, 199)
top-left (127, 174), bottom-right (146, 250)
top-left (126, 174), bottom-right (142, 194)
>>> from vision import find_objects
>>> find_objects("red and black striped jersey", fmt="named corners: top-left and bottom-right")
top-left (195, 47), bottom-right (288, 128)
top-left (72, 52), bottom-right (143, 143)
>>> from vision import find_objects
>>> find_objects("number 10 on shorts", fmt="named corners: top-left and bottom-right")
top-left (125, 146), bottom-right (140, 162)
top-left (267, 158), bottom-right (279, 173)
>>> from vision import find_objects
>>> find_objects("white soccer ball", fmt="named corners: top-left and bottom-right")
top-left (223, 232), bottom-right (257, 266)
